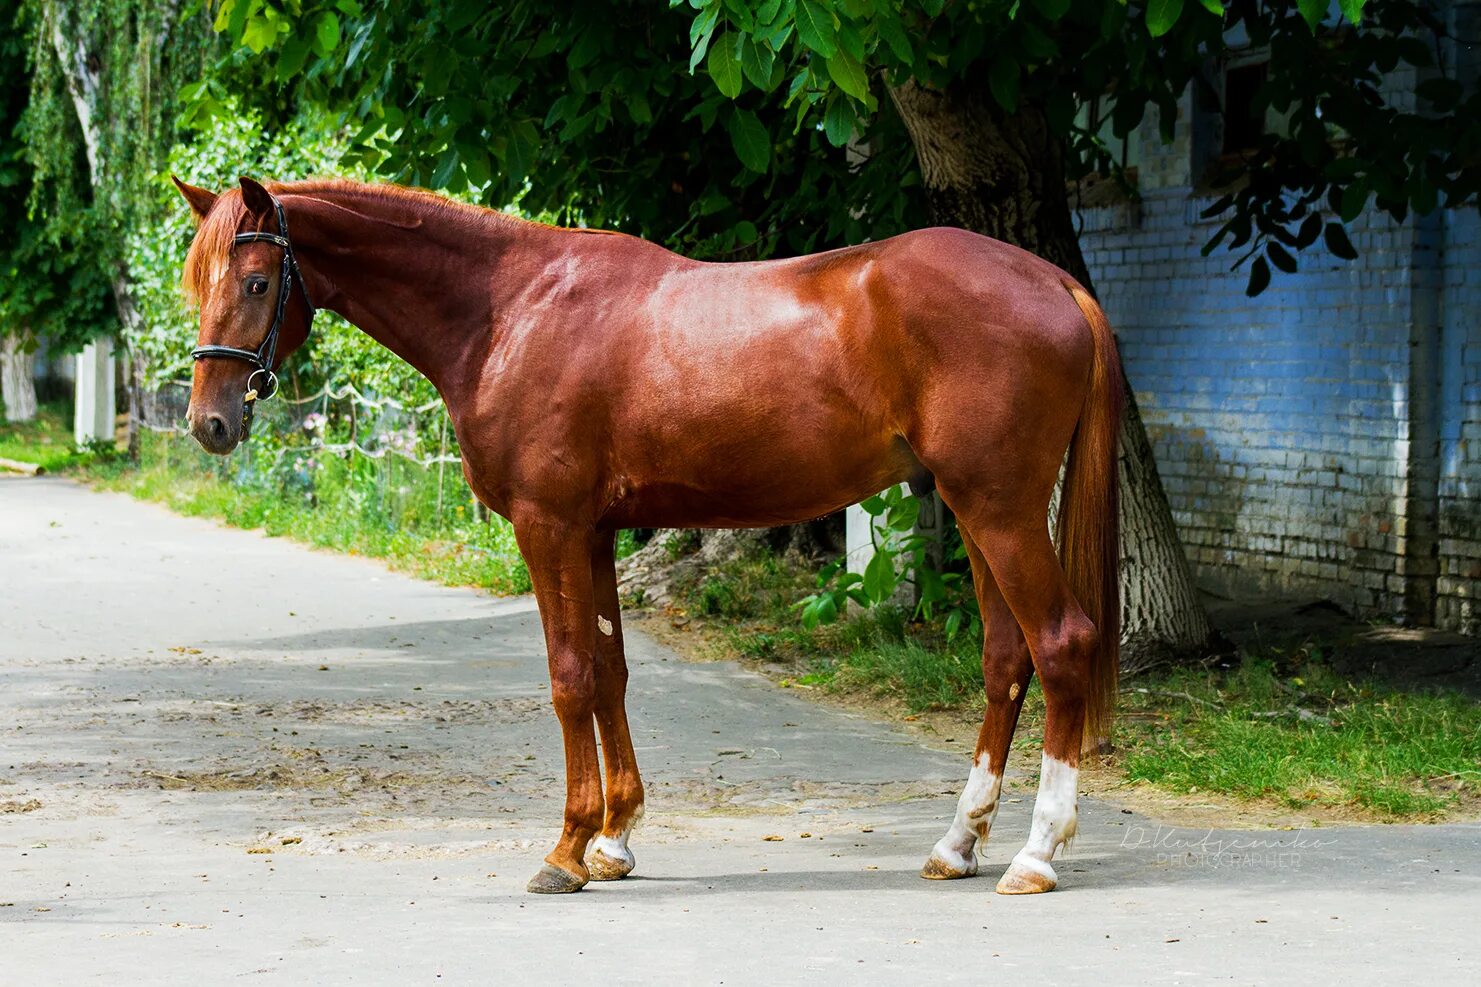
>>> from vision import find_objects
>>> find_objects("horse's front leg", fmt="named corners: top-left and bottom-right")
top-left (586, 531), bottom-right (645, 880)
top-left (515, 511), bottom-right (604, 894)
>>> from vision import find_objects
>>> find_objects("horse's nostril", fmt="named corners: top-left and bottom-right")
top-left (207, 415), bottom-right (227, 440)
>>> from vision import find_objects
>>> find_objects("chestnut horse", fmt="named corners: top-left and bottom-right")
top-left (174, 176), bottom-right (1121, 896)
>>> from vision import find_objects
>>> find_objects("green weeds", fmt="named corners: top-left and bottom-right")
top-left (670, 550), bottom-right (1481, 820)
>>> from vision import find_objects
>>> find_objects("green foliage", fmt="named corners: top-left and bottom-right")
top-left (0, 0), bottom-right (112, 350)
top-left (0, 400), bottom-right (96, 471)
top-left (714, 586), bottom-right (1480, 817)
top-left (676, 551), bottom-right (815, 622)
top-left (18, 0), bottom-right (218, 336)
top-left (1119, 657), bottom-right (1481, 818)
top-left (90, 428), bottom-right (531, 596)
top-left (797, 485), bottom-right (980, 641)
top-left (194, 0), bottom-right (926, 259)
top-left (681, 0), bottom-right (1479, 294)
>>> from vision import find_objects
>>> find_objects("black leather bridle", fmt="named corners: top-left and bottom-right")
top-left (191, 195), bottom-right (315, 438)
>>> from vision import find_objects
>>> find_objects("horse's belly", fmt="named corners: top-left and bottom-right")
top-left (603, 424), bottom-right (917, 529)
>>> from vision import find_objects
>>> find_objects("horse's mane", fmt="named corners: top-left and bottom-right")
top-left (181, 178), bottom-right (620, 302)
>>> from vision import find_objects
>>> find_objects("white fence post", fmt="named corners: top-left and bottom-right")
top-left (74, 337), bottom-right (115, 447)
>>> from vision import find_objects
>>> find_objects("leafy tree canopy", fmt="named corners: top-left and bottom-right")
top-left (0, 0), bottom-right (111, 351)
top-left (199, 0), bottom-right (1479, 293)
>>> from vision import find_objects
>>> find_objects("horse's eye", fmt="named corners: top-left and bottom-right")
top-left (245, 276), bottom-right (269, 296)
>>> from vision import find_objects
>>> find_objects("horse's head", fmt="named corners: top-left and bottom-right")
top-left (174, 175), bottom-right (315, 455)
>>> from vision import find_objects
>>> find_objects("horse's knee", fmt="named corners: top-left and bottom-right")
top-left (550, 658), bottom-right (598, 721)
top-left (1033, 614), bottom-right (1098, 699)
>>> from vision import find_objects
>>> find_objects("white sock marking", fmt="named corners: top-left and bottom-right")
top-left (929, 753), bottom-right (1002, 872)
top-left (1011, 754), bottom-right (1078, 883)
top-left (591, 812), bottom-right (639, 867)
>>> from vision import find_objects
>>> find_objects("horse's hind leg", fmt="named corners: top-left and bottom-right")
top-left (921, 529), bottom-right (1033, 880)
top-left (945, 495), bottom-right (1098, 895)
top-left (585, 531), bottom-right (645, 880)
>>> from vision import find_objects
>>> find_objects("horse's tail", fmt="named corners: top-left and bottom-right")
top-left (1057, 280), bottom-right (1123, 754)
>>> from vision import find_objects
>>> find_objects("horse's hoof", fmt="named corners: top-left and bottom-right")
top-left (920, 846), bottom-right (978, 880)
top-left (526, 863), bottom-right (587, 894)
top-left (995, 859), bottom-right (1057, 895)
top-left (587, 848), bottom-right (635, 881)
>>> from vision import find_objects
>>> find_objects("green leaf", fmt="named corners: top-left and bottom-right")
top-left (242, 14), bottom-right (279, 53)
top-left (989, 56), bottom-right (1019, 113)
top-left (1031, 0), bottom-right (1070, 20)
top-left (1198, 0), bottom-right (1224, 14)
top-left (886, 494), bottom-right (919, 532)
top-left (1266, 241), bottom-right (1296, 274)
top-left (1297, 0), bottom-right (1325, 31)
top-left (860, 494), bottom-right (886, 516)
top-left (944, 609), bottom-right (963, 641)
top-left (740, 37), bottom-right (775, 89)
top-left (1296, 212), bottom-right (1322, 248)
top-left (862, 547), bottom-right (897, 604)
top-left (826, 50), bottom-right (870, 103)
top-left (1145, 0), bottom-right (1184, 37)
top-left (314, 11), bottom-right (342, 56)
top-left (727, 108), bottom-right (771, 172)
top-left (1340, 178), bottom-right (1368, 222)
top-left (708, 32), bottom-right (744, 98)
top-left (431, 146), bottom-right (461, 189)
top-left (1338, 0), bottom-right (1365, 25)
top-left (875, 16), bottom-right (913, 63)
top-left (277, 35), bottom-right (312, 80)
top-left (916, 565), bottom-right (945, 605)
top-left (689, 5), bottom-right (720, 72)
top-left (1324, 222), bottom-right (1358, 260)
top-left (823, 95), bottom-right (853, 146)
top-left (1245, 255), bottom-right (1271, 296)
top-left (795, 0), bottom-right (838, 58)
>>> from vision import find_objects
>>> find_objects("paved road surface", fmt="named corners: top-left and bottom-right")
top-left (2, 476), bottom-right (1477, 984)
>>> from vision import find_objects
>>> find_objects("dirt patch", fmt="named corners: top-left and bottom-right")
top-left (137, 762), bottom-right (484, 794)
top-left (152, 696), bottom-right (547, 727)
top-left (0, 798), bottom-right (42, 814)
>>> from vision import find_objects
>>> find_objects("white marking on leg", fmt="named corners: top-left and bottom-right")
top-left (1009, 754), bottom-right (1078, 884)
top-left (597, 614), bottom-right (614, 636)
top-left (928, 753), bottom-right (1002, 873)
top-left (590, 820), bottom-right (636, 868)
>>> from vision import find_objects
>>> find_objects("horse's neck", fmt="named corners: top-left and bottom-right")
top-left (284, 187), bottom-right (554, 394)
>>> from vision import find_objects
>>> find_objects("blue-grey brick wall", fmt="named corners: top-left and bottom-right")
top-left (1078, 88), bottom-right (1480, 632)
top-left (1438, 206), bottom-right (1481, 633)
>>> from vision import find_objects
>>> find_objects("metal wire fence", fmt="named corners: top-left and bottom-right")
top-left (131, 378), bottom-right (515, 557)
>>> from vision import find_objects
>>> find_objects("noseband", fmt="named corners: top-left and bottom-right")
top-left (191, 195), bottom-right (315, 438)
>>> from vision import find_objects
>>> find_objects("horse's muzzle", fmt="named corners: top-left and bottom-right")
top-left (187, 406), bottom-right (242, 455)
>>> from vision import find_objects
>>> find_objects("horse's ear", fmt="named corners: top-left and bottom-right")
top-left (239, 176), bottom-right (274, 216)
top-left (171, 176), bottom-right (217, 222)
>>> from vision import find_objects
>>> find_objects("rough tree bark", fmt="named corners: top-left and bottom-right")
top-left (46, 1), bottom-right (154, 452)
top-left (890, 79), bottom-right (1222, 673)
top-left (1, 334), bottom-right (39, 423)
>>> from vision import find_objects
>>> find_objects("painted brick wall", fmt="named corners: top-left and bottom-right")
top-left (1077, 87), bottom-right (1478, 630)
top-left (1437, 206), bottom-right (1481, 633)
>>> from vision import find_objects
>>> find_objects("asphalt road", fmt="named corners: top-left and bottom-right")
top-left (2, 476), bottom-right (1478, 984)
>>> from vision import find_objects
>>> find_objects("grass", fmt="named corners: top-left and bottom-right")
top-left (0, 402), bottom-right (97, 472)
top-left (83, 431), bottom-right (532, 595)
top-left (664, 550), bottom-right (1481, 821)
top-left (16, 400), bottom-right (1477, 821)
top-left (1117, 658), bottom-right (1481, 818)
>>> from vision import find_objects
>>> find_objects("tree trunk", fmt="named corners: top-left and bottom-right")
top-left (1, 335), bottom-right (39, 424)
top-left (48, 4), bottom-right (149, 357)
top-left (890, 79), bottom-right (1221, 672)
